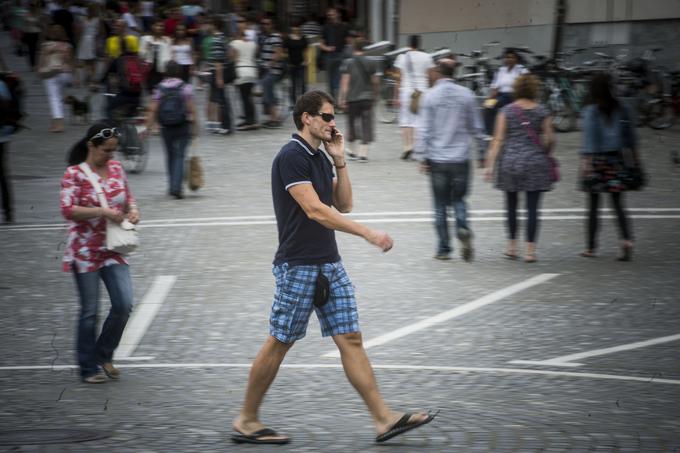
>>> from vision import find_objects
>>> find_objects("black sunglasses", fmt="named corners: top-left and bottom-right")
top-left (313, 112), bottom-right (335, 123)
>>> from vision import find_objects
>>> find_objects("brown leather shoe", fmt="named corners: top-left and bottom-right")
top-left (101, 362), bottom-right (120, 380)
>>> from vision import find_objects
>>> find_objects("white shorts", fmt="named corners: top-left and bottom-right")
top-left (399, 88), bottom-right (421, 127)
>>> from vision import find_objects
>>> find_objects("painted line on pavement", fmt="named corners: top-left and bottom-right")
top-left (114, 276), bottom-right (177, 360)
top-left (2, 215), bottom-right (679, 232)
top-left (0, 363), bottom-right (677, 385)
top-left (510, 332), bottom-right (680, 367)
top-left (2, 207), bottom-right (679, 231)
top-left (322, 273), bottom-right (560, 359)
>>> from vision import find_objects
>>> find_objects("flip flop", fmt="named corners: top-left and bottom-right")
top-left (376, 411), bottom-right (438, 443)
top-left (503, 252), bottom-right (518, 260)
top-left (231, 428), bottom-right (290, 445)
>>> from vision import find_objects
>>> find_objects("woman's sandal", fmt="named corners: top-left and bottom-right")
top-left (617, 244), bottom-right (633, 262)
top-left (580, 250), bottom-right (596, 258)
top-left (503, 252), bottom-right (518, 260)
top-left (524, 255), bottom-right (537, 263)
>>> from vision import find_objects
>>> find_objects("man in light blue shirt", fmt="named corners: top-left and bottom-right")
top-left (415, 59), bottom-right (483, 261)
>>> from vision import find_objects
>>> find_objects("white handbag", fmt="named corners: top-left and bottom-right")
top-left (79, 163), bottom-right (139, 255)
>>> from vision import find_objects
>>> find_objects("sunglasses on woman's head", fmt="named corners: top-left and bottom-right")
top-left (90, 128), bottom-right (120, 141)
top-left (313, 112), bottom-right (335, 123)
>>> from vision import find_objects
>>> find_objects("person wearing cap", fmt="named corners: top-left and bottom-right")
top-left (481, 48), bottom-right (528, 165)
top-left (414, 59), bottom-right (483, 262)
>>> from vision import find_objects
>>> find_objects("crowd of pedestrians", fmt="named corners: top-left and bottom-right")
top-left (0, 3), bottom-right (648, 445)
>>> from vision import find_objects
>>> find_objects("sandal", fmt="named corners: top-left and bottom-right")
top-left (524, 255), bottom-right (537, 263)
top-left (580, 250), bottom-right (596, 258)
top-left (231, 428), bottom-right (290, 445)
top-left (503, 252), bottom-right (518, 260)
top-left (617, 244), bottom-right (633, 262)
top-left (376, 411), bottom-right (438, 443)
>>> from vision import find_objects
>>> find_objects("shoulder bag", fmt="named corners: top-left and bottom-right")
top-left (186, 140), bottom-right (204, 191)
top-left (79, 163), bottom-right (139, 255)
top-left (512, 104), bottom-right (560, 182)
top-left (406, 52), bottom-right (422, 114)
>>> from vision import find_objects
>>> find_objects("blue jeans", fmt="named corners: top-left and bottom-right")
top-left (325, 54), bottom-right (343, 100)
top-left (161, 124), bottom-right (190, 196)
top-left (261, 71), bottom-right (281, 110)
top-left (73, 264), bottom-right (133, 378)
top-left (430, 161), bottom-right (471, 255)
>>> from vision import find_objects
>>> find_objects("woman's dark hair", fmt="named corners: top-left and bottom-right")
top-left (588, 72), bottom-right (619, 119)
top-left (67, 122), bottom-right (116, 166)
top-left (165, 60), bottom-right (183, 79)
top-left (408, 34), bottom-right (420, 49)
top-left (293, 90), bottom-right (335, 130)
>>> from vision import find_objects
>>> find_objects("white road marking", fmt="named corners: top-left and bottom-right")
top-left (114, 276), bottom-right (177, 360)
top-left (510, 333), bottom-right (680, 367)
top-left (322, 273), bottom-right (560, 358)
top-left (0, 363), bottom-right (678, 385)
top-left (2, 214), bottom-right (679, 232)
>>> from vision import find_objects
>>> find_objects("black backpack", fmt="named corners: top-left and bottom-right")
top-left (0, 72), bottom-right (25, 134)
top-left (157, 84), bottom-right (187, 127)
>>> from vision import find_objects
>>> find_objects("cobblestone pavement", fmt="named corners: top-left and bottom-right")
top-left (1, 37), bottom-right (680, 452)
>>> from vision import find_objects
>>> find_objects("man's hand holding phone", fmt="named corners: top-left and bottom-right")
top-left (324, 127), bottom-right (345, 162)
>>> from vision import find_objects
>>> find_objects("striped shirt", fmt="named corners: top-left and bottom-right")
top-left (260, 32), bottom-right (284, 76)
top-left (207, 32), bottom-right (226, 70)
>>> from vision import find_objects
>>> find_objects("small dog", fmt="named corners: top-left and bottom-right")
top-left (64, 95), bottom-right (90, 124)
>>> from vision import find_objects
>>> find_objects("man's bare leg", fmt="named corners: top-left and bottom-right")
top-left (233, 336), bottom-right (293, 440)
top-left (332, 332), bottom-right (430, 436)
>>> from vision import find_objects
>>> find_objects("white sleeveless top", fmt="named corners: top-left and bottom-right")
top-left (172, 43), bottom-right (193, 65)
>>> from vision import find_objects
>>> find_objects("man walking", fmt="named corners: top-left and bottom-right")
top-left (338, 38), bottom-right (379, 162)
top-left (258, 17), bottom-right (284, 128)
top-left (393, 35), bottom-right (434, 160)
top-left (415, 59), bottom-right (483, 262)
top-left (319, 7), bottom-right (347, 100)
top-left (231, 90), bottom-right (436, 445)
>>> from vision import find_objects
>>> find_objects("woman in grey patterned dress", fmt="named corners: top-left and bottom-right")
top-left (484, 74), bottom-right (556, 262)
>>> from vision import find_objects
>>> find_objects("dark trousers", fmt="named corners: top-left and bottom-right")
top-left (481, 92), bottom-right (514, 160)
top-left (0, 142), bottom-right (12, 222)
top-left (73, 264), bottom-right (133, 378)
top-left (347, 100), bottom-right (374, 144)
top-left (289, 64), bottom-right (306, 106)
top-left (430, 161), bottom-right (470, 255)
top-left (237, 82), bottom-right (256, 125)
top-left (506, 191), bottom-right (542, 242)
top-left (23, 32), bottom-right (39, 69)
top-left (161, 124), bottom-right (191, 196)
top-left (325, 53), bottom-right (343, 100)
top-left (210, 73), bottom-right (232, 130)
top-left (587, 192), bottom-right (631, 251)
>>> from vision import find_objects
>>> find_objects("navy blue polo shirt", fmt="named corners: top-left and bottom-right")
top-left (271, 134), bottom-right (341, 266)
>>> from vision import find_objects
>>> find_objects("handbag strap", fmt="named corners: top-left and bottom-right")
top-left (78, 162), bottom-right (110, 209)
top-left (511, 104), bottom-right (543, 149)
top-left (405, 51), bottom-right (415, 80)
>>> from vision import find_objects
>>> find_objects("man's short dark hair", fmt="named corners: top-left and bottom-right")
top-left (437, 60), bottom-right (455, 78)
top-left (212, 15), bottom-right (223, 31)
top-left (293, 90), bottom-right (335, 131)
top-left (408, 34), bottom-right (420, 49)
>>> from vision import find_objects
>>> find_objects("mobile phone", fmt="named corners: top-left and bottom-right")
top-left (331, 128), bottom-right (337, 139)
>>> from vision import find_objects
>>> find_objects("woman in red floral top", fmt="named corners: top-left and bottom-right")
top-left (60, 122), bottom-right (141, 384)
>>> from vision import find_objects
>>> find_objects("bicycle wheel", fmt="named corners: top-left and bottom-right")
top-left (548, 92), bottom-right (576, 132)
top-left (118, 123), bottom-right (149, 174)
top-left (377, 82), bottom-right (397, 124)
top-left (646, 98), bottom-right (676, 130)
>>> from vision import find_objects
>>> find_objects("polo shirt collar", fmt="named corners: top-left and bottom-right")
top-left (291, 134), bottom-right (320, 156)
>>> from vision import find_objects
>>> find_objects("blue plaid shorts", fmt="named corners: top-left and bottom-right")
top-left (269, 261), bottom-right (359, 343)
